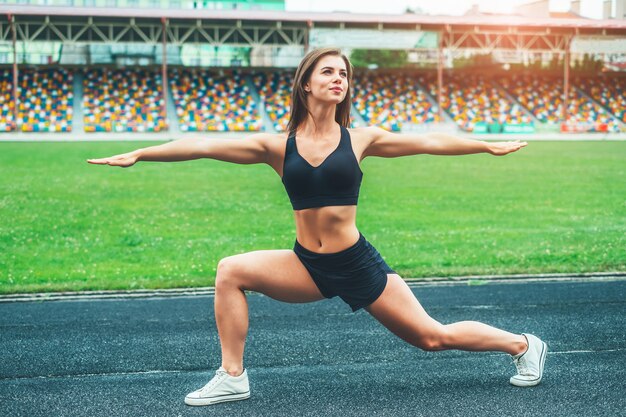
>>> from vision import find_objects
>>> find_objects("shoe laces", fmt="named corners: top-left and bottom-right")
top-left (513, 355), bottom-right (530, 376)
top-left (199, 369), bottom-right (229, 394)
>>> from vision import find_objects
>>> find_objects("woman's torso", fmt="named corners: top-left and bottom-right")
top-left (265, 126), bottom-right (369, 253)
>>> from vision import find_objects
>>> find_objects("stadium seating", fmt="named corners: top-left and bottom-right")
top-left (170, 69), bottom-right (261, 132)
top-left (252, 71), bottom-right (293, 132)
top-left (352, 72), bottom-right (440, 131)
top-left (16, 68), bottom-right (73, 133)
top-left (1, 66), bottom-right (623, 135)
top-left (423, 72), bottom-right (530, 132)
top-left (0, 69), bottom-right (15, 132)
top-left (498, 74), bottom-right (621, 132)
top-left (577, 76), bottom-right (626, 125)
top-left (83, 68), bottom-right (166, 133)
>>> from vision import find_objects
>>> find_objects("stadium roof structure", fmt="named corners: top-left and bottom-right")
top-left (1, 6), bottom-right (626, 30)
top-left (1, 5), bottom-right (625, 53)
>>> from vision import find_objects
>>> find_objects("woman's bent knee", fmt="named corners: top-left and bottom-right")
top-left (415, 328), bottom-right (451, 352)
top-left (215, 256), bottom-right (245, 291)
top-left (418, 337), bottom-right (445, 352)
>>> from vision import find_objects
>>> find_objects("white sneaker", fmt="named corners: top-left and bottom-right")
top-left (510, 333), bottom-right (547, 387)
top-left (185, 367), bottom-right (250, 406)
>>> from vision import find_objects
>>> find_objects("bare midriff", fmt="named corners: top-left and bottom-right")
top-left (293, 205), bottom-right (360, 253)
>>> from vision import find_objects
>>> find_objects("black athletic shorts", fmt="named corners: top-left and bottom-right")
top-left (293, 232), bottom-right (395, 312)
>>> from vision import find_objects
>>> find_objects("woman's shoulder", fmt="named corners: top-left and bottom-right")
top-left (245, 132), bottom-right (289, 147)
top-left (246, 132), bottom-right (288, 141)
top-left (347, 126), bottom-right (382, 142)
top-left (346, 126), bottom-right (382, 157)
top-left (243, 133), bottom-right (291, 162)
top-left (348, 125), bottom-right (383, 134)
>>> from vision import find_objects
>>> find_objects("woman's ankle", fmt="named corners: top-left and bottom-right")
top-left (511, 334), bottom-right (529, 357)
top-left (222, 364), bottom-right (244, 377)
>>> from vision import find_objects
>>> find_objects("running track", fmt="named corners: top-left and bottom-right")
top-left (1, 277), bottom-right (624, 416)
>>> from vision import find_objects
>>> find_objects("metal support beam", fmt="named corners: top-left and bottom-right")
top-left (304, 20), bottom-right (312, 54)
top-left (161, 17), bottom-right (167, 130)
top-left (444, 29), bottom-right (569, 54)
top-left (562, 36), bottom-right (572, 123)
top-left (437, 31), bottom-right (444, 122)
top-left (9, 13), bottom-right (18, 131)
top-left (5, 16), bottom-right (306, 46)
top-left (3, 15), bottom-right (588, 55)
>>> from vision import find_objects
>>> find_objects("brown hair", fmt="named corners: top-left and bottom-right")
top-left (286, 47), bottom-right (353, 136)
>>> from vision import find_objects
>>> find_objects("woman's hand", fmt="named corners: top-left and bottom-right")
top-left (487, 140), bottom-right (528, 156)
top-left (87, 150), bottom-right (141, 167)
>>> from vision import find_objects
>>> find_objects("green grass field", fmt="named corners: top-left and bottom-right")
top-left (1, 140), bottom-right (625, 294)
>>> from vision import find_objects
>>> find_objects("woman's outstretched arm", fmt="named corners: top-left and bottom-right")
top-left (87, 134), bottom-right (274, 168)
top-left (361, 127), bottom-right (527, 159)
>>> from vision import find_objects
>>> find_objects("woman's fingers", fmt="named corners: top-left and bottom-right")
top-left (86, 158), bottom-right (111, 164)
top-left (86, 153), bottom-right (136, 167)
top-left (511, 141), bottom-right (528, 152)
top-left (494, 140), bottom-right (528, 155)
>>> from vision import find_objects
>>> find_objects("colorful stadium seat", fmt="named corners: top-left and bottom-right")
top-left (171, 69), bottom-right (261, 132)
top-left (577, 76), bottom-right (625, 127)
top-left (423, 72), bottom-right (529, 132)
top-left (498, 74), bottom-right (621, 132)
top-left (83, 68), bottom-right (166, 133)
top-left (0, 69), bottom-right (15, 133)
top-left (353, 72), bottom-right (440, 131)
top-left (17, 68), bottom-right (73, 133)
top-left (252, 70), bottom-right (293, 132)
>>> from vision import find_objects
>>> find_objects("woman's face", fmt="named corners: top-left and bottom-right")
top-left (304, 54), bottom-right (349, 105)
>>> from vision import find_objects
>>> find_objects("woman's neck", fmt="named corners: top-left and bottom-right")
top-left (298, 101), bottom-right (338, 138)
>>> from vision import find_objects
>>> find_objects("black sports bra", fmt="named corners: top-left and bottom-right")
top-left (281, 125), bottom-right (363, 210)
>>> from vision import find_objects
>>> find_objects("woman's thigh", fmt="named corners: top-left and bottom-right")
top-left (365, 274), bottom-right (443, 346)
top-left (218, 249), bottom-right (326, 304)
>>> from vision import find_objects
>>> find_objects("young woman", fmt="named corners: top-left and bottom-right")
top-left (88, 47), bottom-right (547, 407)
